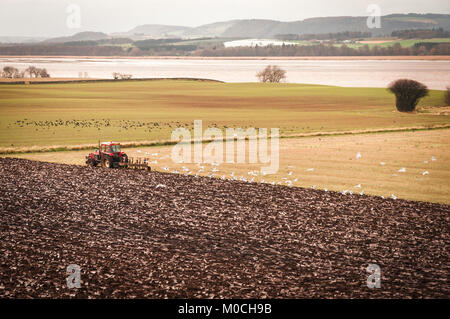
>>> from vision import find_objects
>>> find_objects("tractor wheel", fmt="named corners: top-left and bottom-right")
top-left (103, 158), bottom-right (111, 168)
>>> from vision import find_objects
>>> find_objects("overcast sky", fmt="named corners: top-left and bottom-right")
top-left (1, 0), bottom-right (449, 37)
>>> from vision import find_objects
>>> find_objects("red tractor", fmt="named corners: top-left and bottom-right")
top-left (86, 141), bottom-right (151, 171)
top-left (86, 141), bottom-right (128, 168)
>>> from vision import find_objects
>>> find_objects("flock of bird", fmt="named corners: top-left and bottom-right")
top-left (10, 119), bottom-right (266, 136)
top-left (133, 149), bottom-right (437, 200)
top-left (8, 118), bottom-right (197, 132)
top-left (9, 117), bottom-right (437, 201)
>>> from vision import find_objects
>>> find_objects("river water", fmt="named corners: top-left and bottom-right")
top-left (0, 57), bottom-right (449, 89)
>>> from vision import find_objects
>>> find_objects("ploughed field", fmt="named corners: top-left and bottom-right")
top-left (0, 158), bottom-right (448, 298)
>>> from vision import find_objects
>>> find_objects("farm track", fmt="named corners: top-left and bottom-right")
top-left (0, 158), bottom-right (448, 298)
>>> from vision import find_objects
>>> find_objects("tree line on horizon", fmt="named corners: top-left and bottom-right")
top-left (276, 28), bottom-right (450, 41)
top-left (198, 43), bottom-right (450, 57)
top-left (391, 28), bottom-right (450, 39)
top-left (275, 31), bottom-right (372, 41)
top-left (1, 42), bottom-right (449, 56)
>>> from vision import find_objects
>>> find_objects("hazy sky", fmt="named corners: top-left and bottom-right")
top-left (1, 0), bottom-right (449, 37)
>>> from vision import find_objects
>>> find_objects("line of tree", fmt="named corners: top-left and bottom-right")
top-left (197, 43), bottom-right (450, 57)
top-left (0, 43), bottom-right (198, 56)
top-left (301, 31), bottom-right (372, 41)
top-left (413, 42), bottom-right (447, 50)
top-left (275, 32), bottom-right (372, 41)
top-left (1, 41), bottom-right (449, 57)
top-left (391, 28), bottom-right (450, 39)
top-left (97, 38), bottom-right (134, 45)
top-left (133, 39), bottom-right (198, 54)
top-left (1, 65), bottom-right (50, 78)
top-left (139, 44), bottom-right (197, 53)
top-left (133, 38), bottom-right (184, 49)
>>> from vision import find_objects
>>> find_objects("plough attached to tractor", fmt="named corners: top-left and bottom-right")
top-left (85, 141), bottom-right (151, 171)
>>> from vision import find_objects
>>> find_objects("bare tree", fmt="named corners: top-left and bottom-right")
top-left (388, 79), bottom-right (429, 112)
top-left (256, 65), bottom-right (287, 83)
top-left (25, 66), bottom-right (38, 78)
top-left (112, 72), bottom-right (132, 80)
top-left (24, 66), bottom-right (50, 78)
top-left (38, 68), bottom-right (50, 78)
top-left (2, 66), bottom-right (19, 78)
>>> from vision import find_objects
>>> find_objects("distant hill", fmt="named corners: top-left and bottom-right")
top-left (3, 13), bottom-right (449, 44)
top-left (126, 14), bottom-right (450, 39)
top-left (219, 19), bottom-right (282, 38)
top-left (126, 25), bottom-right (191, 38)
top-left (120, 21), bottom-right (240, 39)
top-left (190, 20), bottom-right (241, 37)
top-left (43, 31), bottom-right (109, 43)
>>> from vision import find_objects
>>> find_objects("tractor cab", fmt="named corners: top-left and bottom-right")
top-left (100, 142), bottom-right (121, 155)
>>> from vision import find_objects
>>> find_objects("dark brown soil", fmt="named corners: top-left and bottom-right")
top-left (0, 158), bottom-right (448, 298)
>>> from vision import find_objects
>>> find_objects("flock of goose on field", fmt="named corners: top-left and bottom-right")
top-left (8, 119), bottom-right (194, 132)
